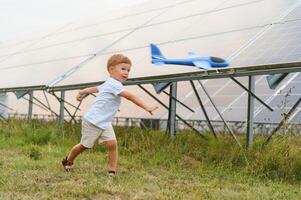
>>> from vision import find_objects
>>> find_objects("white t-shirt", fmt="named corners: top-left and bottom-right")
top-left (84, 77), bottom-right (124, 129)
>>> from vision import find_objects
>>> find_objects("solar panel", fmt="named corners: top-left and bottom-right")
top-left (0, 56), bottom-right (90, 89)
top-left (41, 0), bottom-right (300, 123)
top-left (52, 0), bottom-right (298, 90)
top-left (217, 4), bottom-right (301, 123)
top-left (1, 0), bottom-right (301, 124)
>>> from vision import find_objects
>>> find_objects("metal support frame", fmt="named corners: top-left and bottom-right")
top-left (230, 77), bottom-right (273, 111)
top-left (0, 102), bottom-right (14, 112)
top-left (48, 91), bottom-right (82, 110)
top-left (28, 91), bottom-right (33, 120)
top-left (247, 76), bottom-right (255, 148)
top-left (69, 93), bottom-right (96, 123)
top-left (43, 90), bottom-right (55, 118)
top-left (32, 96), bottom-right (59, 118)
top-left (163, 90), bottom-right (194, 113)
top-left (264, 96), bottom-right (301, 145)
top-left (0, 114), bottom-right (7, 122)
top-left (59, 91), bottom-right (65, 123)
top-left (167, 82), bottom-right (177, 137)
top-left (48, 61), bottom-right (301, 93)
top-left (71, 100), bottom-right (84, 123)
top-left (138, 84), bottom-right (205, 138)
top-left (198, 80), bottom-right (242, 147)
top-left (190, 81), bottom-right (217, 138)
top-left (51, 92), bottom-right (77, 123)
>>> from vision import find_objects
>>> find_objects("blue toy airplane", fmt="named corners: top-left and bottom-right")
top-left (150, 43), bottom-right (229, 70)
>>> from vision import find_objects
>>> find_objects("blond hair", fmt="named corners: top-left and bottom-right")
top-left (107, 54), bottom-right (132, 71)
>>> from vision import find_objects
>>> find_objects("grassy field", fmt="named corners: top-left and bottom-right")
top-left (1, 119), bottom-right (301, 199)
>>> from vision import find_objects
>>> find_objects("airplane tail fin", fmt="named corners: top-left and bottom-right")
top-left (150, 43), bottom-right (166, 65)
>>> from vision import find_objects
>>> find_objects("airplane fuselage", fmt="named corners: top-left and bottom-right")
top-left (152, 57), bottom-right (228, 68)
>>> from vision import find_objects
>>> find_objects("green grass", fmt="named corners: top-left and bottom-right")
top-left (0, 119), bottom-right (301, 199)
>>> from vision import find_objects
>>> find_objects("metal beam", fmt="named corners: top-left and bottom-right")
top-left (264, 96), bottom-right (301, 145)
top-left (28, 91), bottom-right (33, 120)
top-left (230, 77), bottom-right (273, 111)
top-left (59, 91), bottom-right (65, 123)
top-left (0, 62), bottom-right (300, 93)
top-left (48, 61), bottom-right (301, 92)
top-left (198, 80), bottom-right (242, 148)
top-left (52, 92), bottom-right (77, 123)
top-left (167, 82), bottom-right (177, 137)
top-left (48, 91), bottom-right (82, 110)
top-left (0, 102), bottom-right (14, 111)
top-left (247, 76), bottom-right (255, 148)
top-left (163, 91), bottom-right (194, 113)
top-left (32, 96), bottom-right (59, 118)
top-left (43, 90), bottom-right (55, 118)
top-left (0, 85), bottom-right (46, 93)
top-left (138, 84), bottom-right (205, 138)
top-left (190, 81), bottom-right (217, 138)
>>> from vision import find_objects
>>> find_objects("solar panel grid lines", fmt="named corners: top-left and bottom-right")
top-left (237, 8), bottom-right (301, 120)
top-left (0, 7), bottom-right (169, 89)
top-left (103, 0), bottom-right (272, 120)
top-left (8, 0), bottom-right (186, 52)
top-left (146, 0), bottom-right (264, 27)
top-left (0, 55), bottom-right (91, 90)
top-left (92, 0), bottom-right (300, 121)
top-left (104, 1), bottom-right (276, 55)
top-left (254, 73), bottom-right (299, 115)
top-left (47, 5), bottom-right (177, 88)
top-left (210, 2), bottom-right (301, 121)
top-left (0, 0), bottom-right (282, 76)
top-left (50, 0), bottom-right (264, 56)
top-left (55, 2), bottom-right (171, 34)
top-left (0, 1), bottom-right (260, 54)
top-left (2, 0), bottom-right (301, 123)
top-left (289, 106), bottom-right (301, 122)
top-left (174, 0), bottom-right (296, 44)
top-left (0, 21), bottom-right (77, 63)
top-left (181, 25), bottom-right (266, 120)
top-left (0, 54), bottom-right (93, 71)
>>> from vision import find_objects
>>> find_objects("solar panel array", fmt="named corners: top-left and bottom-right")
top-left (0, 0), bottom-right (300, 123)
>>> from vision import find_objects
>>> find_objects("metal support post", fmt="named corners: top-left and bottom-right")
top-left (60, 91), bottom-right (65, 123)
top-left (168, 82), bottom-right (177, 137)
top-left (28, 91), bottom-right (33, 120)
top-left (247, 76), bottom-right (255, 148)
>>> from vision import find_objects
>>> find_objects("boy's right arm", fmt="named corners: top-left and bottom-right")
top-left (76, 86), bottom-right (98, 101)
top-left (119, 90), bottom-right (158, 115)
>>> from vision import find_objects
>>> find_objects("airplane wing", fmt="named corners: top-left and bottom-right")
top-left (152, 60), bottom-right (165, 65)
top-left (192, 60), bottom-right (212, 70)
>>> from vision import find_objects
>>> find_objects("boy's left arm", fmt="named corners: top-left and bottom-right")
top-left (77, 86), bottom-right (99, 101)
top-left (119, 90), bottom-right (158, 115)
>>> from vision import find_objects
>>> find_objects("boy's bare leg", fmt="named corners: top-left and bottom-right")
top-left (67, 143), bottom-right (87, 163)
top-left (105, 140), bottom-right (118, 172)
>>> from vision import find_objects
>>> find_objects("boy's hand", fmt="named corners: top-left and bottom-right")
top-left (145, 106), bottom-right (159, 115)
top-left (76, 87), bottom-right (98, 101)
top-left (76, 93), bottom-right (84, 101)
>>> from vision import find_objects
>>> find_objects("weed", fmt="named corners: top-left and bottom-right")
top-left (29, 147), bottom-right (42, 160)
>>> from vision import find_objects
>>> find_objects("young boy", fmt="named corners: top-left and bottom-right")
top-left (62, 54), bottom-right (158, 176)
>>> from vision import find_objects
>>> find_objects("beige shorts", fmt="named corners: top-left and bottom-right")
top-left (80, 119), bottom-right (116, 148)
